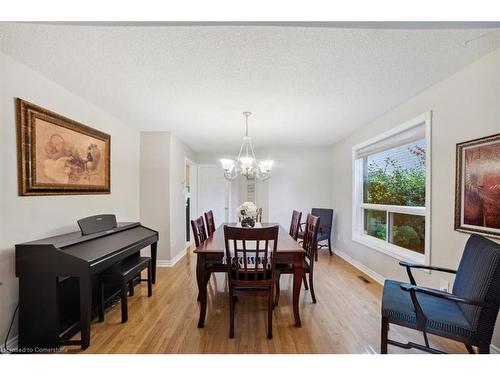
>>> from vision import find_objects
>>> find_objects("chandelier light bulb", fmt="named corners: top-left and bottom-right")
top-left (240, 156), bottom-right (255, 169)
top-left (220, 158), bottom-right (235, 172)
top-left (259, 160), bottom-right (273, 173)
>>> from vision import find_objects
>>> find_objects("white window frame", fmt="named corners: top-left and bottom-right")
top-left (352, 112), bottom-right (432, 265)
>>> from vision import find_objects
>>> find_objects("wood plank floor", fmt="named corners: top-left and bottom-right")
top-left (70, 248), bottom-right (466, 354)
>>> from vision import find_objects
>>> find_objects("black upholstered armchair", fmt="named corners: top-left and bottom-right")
top-left (381, 234), bottom-right (500, 354)
top-left (298, 208), bottom-right (333, 260)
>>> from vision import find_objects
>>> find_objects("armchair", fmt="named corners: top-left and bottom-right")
top-left (381, 234), bottom-right (500, 354)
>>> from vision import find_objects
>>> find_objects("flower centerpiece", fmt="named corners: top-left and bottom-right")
top-left (237, 201), bottom-right (258, 228)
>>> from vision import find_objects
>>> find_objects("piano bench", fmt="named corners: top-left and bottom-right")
top-left (98, 256), bottom-right (153, 323)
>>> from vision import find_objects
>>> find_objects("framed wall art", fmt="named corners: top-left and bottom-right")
top-left (16, 98), bottom-right (111, 196)
top-left (455, 132), bottom-right (500, 239)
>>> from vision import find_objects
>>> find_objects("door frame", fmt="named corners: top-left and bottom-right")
top-left (185, 157), bottom-right (197, 245)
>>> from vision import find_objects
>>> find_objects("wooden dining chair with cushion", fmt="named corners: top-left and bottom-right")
top-left (381, 234), bottom-right (500, 354)
top-left (289, 210), bottom-right (302, 241)
top-left (298, 208), bottom-right (333, 260)
top-left (275, 214), bottom-right (320, 306)
top-left (191, 216), bottom-right (208, 247)
top-left (192, 216), bottom-right (209, 300)
top-left (192, 216), bottom-right (225, 301)
top-left (224, 225), bottom-right (279, 339)
top-left (204, 210), bottom-right (216, 237)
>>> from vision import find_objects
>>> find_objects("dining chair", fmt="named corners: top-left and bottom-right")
top-left (191, 216), bottom-right (208, 247)
top-left (289, 210), bottom-right (302, 241)
top-left (224, 224), bottom-right (279, 339)
top-left (192, 216), bottom-right (221, 301)
top-left (204, 210), bottom-right (216, 237)
top-left (275, 214), bottom-right (320, 305)
top-left (298, 208), bottom-right (333, 260)
top-left (381, 234), bottom-right (500, 354)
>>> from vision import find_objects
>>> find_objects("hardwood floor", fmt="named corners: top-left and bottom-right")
top-left (70, 248), bottom-right (466, 354)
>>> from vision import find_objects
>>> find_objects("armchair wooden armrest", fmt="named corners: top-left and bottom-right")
top-left (399, 260), bottom-right (456, 285)
top-left (399, 261), bottom-right (456, 274)
top-left (400, 283), bottom-right (494, 309)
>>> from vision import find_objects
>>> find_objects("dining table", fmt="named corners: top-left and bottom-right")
top-left (193, 222), bottom-right (306, 328)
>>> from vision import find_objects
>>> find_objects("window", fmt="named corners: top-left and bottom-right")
top-left (352, 112), bottom-right (431, 264)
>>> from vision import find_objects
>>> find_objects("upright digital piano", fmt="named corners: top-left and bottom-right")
top-left (15, 215), bottom-right (158, 351)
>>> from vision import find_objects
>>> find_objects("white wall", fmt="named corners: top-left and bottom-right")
top-left (330, 48), bottom-right (500, 347)
top-left (0, 52), bottom-right (141, 343)
top-left (140, 132), bottom-right (196, 263)
top-left (140, 132), bottom-right (171, 261)
top-left (196, 146), bottom-right (332, 229)
top-left (169, 134), bottom-right (197, 261)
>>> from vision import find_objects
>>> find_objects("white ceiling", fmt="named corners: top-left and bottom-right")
top-left (1, 23), bottom-right (499, 152)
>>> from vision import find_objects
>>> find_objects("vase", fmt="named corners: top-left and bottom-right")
top-left (241, 216), bottom-right (256, 228)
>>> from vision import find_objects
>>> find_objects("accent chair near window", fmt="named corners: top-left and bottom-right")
top-left (381, 234), bottom-right (500, 354)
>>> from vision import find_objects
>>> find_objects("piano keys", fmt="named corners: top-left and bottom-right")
top-left (15, 215), bottom-right (158, 350)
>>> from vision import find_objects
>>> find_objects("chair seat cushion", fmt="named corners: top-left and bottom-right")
top-left (230, 269), bottom-right (274, 291)
top-left (297, 230), bottom-right (329, 242)
top-left (230, 268), bottom-right (273, 280)
top-left (275, 260), bottom-right (311, 273)
top-left (206, 262), bottom-right (226, 272)
top-left (317, 232), bottom-right (330, 242)
top-left (382, 280), bottom-right (476, 342)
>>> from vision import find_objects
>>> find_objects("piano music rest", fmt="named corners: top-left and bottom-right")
top-left (98, 256), bottom-right (152, 323)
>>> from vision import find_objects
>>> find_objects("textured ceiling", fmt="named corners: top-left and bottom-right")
top-left (1, 23), bottom-right (499, 152)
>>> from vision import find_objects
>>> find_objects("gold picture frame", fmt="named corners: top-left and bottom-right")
top-left (455, 132), bottom-right (500, 239)
top-left (16, 98), bottom-right (111, 196)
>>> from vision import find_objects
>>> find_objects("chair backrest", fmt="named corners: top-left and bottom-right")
top-left (204, 210), bottom-right (216, 237)
top-left (311, 208), bottom-right (333, 238)
top-left (289, 210), bottom-right (302, 241)
top-left (256, 208), bottom-right (263, 223)
top-left (302, 214), bottom-right (320, 261)
top-left (191, 216), bottom-right (207, 247)
top-left (223, 225), bottom-right (278, 284)
top-left (452, 234), bottom-right (500, 343)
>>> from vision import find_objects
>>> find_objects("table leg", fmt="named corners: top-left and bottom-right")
top-left (79, 273), bottom-right (92, 350)
top-left (151, 242), bottom-right (157, 284)
top-left (196, 253), bottom-right (207, 328)
top-left (292, 253), bottom-right (303, 327)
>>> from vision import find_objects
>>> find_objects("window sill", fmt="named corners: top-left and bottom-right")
top-left (352, 233), bottom-right (426, 264)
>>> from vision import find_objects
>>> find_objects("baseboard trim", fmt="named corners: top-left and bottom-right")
top-left (334, 248), bottom-right (386, 285)
top-left (1, 335), bottom-right (18, 354)
top-left (491, 344), bottom-right (500, 354)
top-left (157, 248), bottom-right (187, 268)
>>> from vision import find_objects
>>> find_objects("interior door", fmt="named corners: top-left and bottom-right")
top-left (197, 165), bottom-right (231, 225)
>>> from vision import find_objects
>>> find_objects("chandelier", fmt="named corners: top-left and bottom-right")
top-left (220, 112), bottom-right (273, 181)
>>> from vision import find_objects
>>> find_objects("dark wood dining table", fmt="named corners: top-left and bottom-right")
top-left (193, 222), bottom-right (305, 328)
